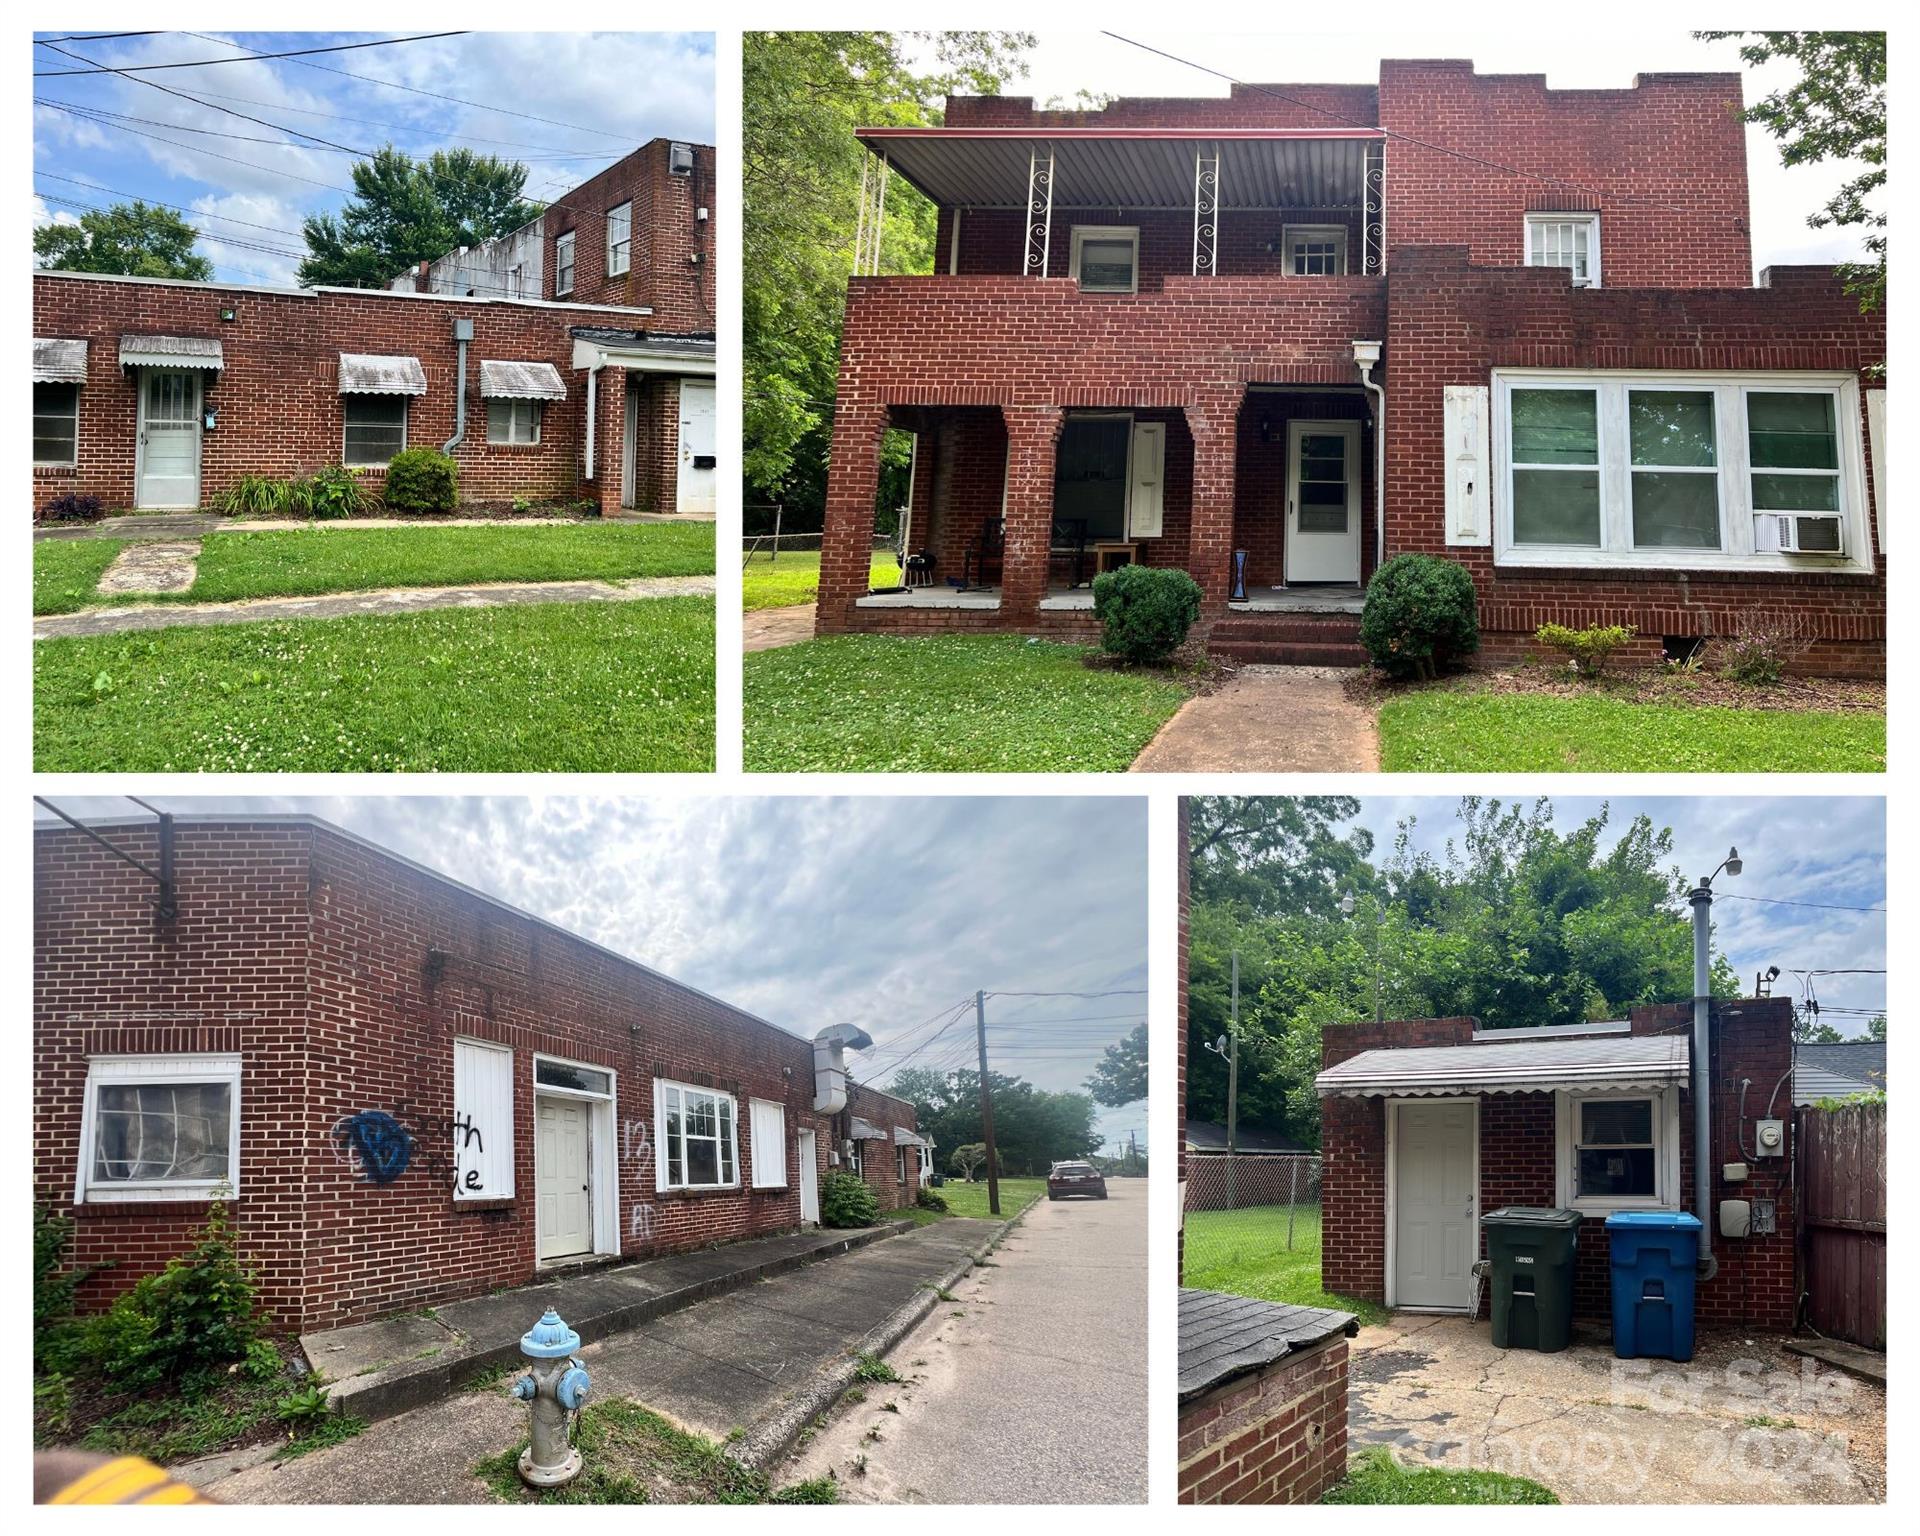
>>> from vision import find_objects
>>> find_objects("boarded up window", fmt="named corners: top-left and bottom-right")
top-left (453, 1038), bottom-right (514, 1199)
top-left (750, 1098), bottom-right (787, 1189)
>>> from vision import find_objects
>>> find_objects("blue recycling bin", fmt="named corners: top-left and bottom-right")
top-left (1605, 1211), bottom-right (1703, 1362)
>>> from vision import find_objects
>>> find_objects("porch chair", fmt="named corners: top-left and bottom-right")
top-left (1051, 516), bottom-right (1090, 588)
top-left (959, 517), bottom-right (1005, 589)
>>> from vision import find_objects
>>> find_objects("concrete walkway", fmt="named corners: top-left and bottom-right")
top-left (1130, 665), bottom-right (1380, 772)
top-left (201, 1218), bottom-right (1001, 1504)
top-left (743, 603), bottom-right (816, 652)
top-left (35, 511), bottom-right (713, 541)
top-left (34, 573), bottom-right (715, 640)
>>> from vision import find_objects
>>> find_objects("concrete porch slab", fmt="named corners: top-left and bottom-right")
top-left (856, 587), bottom-right (1001, 610)
top-left (1229, 585), bottom-right (1366, 615)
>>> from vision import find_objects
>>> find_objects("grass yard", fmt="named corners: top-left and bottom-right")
top-left (1180, 1204), bottom-right (1388, 1326)
top-left (32, 523), bottom-right (713, 614)
top-left (742, 551), bottom-right (900, 611)
top-left (34, 598), bottom-right (713, 772)
top-left (1323, 1448), bottom-right (1558, 1505)
top-left (744, 635), bottom-right (1190, 772)
top-left (1378, 690), bottom-right (1885, 772)
top-left (935, 1176), bottom-right (1047, 1221)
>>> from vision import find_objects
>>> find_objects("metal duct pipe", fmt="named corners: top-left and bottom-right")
top-left (812, 1022), bottom-right (874, 1113)
top-left (1353, 340), bottom-right (1386, 574)
top-left (1689, 878), bottom-right (1722, 1281)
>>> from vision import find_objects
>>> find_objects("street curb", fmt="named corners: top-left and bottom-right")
top-left (324, 1219), bottom-right (916, 1426)
top-left (728, 1203), bottom-right (1035, 1474)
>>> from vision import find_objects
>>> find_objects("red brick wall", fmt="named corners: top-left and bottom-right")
top-left (1178, 1335), bottom-right (1351, 1504)
top-left (1178, 797), bottom-right (1191, 1280)
top-left (846, 1083), bottom-right (922, 1212)
top-left (35, 819), bottom-right (845, 1332)
top-left (945, 86), bottom-right (1381, 130)
top-left (542, 139), bottom-right (716, 332)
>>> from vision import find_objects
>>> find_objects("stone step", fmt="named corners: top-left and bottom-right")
top-left (1209, 640), bottom-right (1372, 668)
top-left (1212, 616), bottom-right (1364, 644)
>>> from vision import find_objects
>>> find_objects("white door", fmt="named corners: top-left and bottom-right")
top-left (1393, 1099), bottom-right (1476, 1310)
top-left (622, 380), bottom-right (639, 508)
top-left (676, 379), bottom-right (716, 515)
top-left (1284, 419), bottom-right (1361, 584)
top-left (136, 369), bottom-right (202, 508)
top-left (536, 1096), bottom-right (593, 1260)
top-left (797, 1129), bottom-right (820, 1224)
top-left (1126, 420), bottom-right (1165, 538)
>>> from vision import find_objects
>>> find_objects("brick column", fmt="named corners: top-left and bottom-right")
top-left (588, 365), bottom-right (627, 513)
top-left (1000, 404), bottom-right (1064, 620)
top-left (816, 399), bottom-right (889, 634)
top-left (1186, 388), bottom-right (1244, 612)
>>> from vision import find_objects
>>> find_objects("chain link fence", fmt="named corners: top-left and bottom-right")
top-left (1181, 1153), bottom-right (1323, 1294)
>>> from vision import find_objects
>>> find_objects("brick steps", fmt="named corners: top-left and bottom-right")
top-left (1210, 640), bottom-right (1371, 668)
top-left (1209, 613), bottom-right (1369, 668)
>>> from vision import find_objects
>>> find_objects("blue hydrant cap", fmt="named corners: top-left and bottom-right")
top-left (520, 1307), bottom-right (582, 1358)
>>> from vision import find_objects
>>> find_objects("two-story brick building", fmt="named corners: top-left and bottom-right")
top-left (817, 61), bottom-right (1887, 677)
top-left (33, 812), bottom-right (913, 1332)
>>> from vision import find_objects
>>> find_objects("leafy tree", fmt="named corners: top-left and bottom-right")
top-left (950, 1142), bottom-right (987, 1181)
top-left (1866, 1014), bottom-right (1886, 1042)
top-left (884, 1066), bottom-right (1099, 1176)
top-left (34, 200), bottom-right (213, 280)
top-left (1698, 31), bottom-right (1886, 313)
top-left (299, 146), bottom-right (538, 289)
top-left (742, 31), bottom-right (1032, 519)
top-left (1795, 1010), bottom-right (1844, 1044)
top-left (1187, 796), bottom-right (1375, 917)
top-left (1085, 1023), bottom-right (1148, 1106)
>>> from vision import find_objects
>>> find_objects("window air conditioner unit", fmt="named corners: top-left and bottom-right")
top-left (669, 142), bottom-right (695, 176)
top-left (1753, 513), bottom-right (1844, 556)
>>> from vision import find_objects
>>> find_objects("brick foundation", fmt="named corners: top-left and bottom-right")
top-left (1178, 1335), bottom-right (1351, 1504)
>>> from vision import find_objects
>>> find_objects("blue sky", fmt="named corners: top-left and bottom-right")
top-left (32, 31), bottom-right (715, 288)
top-left (1341, 795), bottom-right (1887, 1035)
top-left (31, 796), bottom-right (1151, 1156)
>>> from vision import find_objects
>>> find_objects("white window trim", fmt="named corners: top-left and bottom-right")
top-left (749, 1097), bottom-right (788, 1190)
top-left (555, 230), bottom-right (576, 297)
top-left (342, 394), bottom-right (408, 468)
top-left (895, 1145), bottom-right (908, 1184)
top-left (486, 398), bottom-right (543, 446)
top-left (1493, 369), bottom-right (1871, 576)
top-left (34, 382), bottom-right (80, 468)
top-left (75, 1053), bottom-right (242, 1204)
top-left (1525, 211), bottom-right (1602, 289)
top-left (1554, 1087), bottom-right (1682, 1216)
top-left (606, 201), bottom-right (632, 278)
top-left (1281, 223), bottom-right (1349, 276)
top-left (653, 1077), bottom-right (739, 1193)
top-left (1068, 224), bottom-right (1140, 295)
top-left (534, 1051), bottom-right (616, 1102)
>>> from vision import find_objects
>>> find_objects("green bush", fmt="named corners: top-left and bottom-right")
top-left (820, 1170), bottom-right (879, 1229)
top-left (914, 1186), bottom-right (949, 1213)
top-left (305, 464), bottom-right (373, 520)
top-left (1720, 621), bottom-right (1796, 685)
top-left (1535, 622), bottom-right (1635, 680)
top-left (1360, 554), bottom-right (1480, 680)
top-left (383, 448), bottom-right (459, 513)
top-left (88, 1204), bottom-right (264, 1391)
top-left (1091, 563), bottom-right (1203, 664)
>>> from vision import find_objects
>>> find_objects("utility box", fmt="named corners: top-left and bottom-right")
top-left (1481, 1207), bottom-right (1583, 1353)
top-left (1719, 1199), bottom-right (1752, 1238)
top-left (1754, 1119), bottom-right (1786, 1158)
top-left (1606, 1211), bottom-right (1702, 1362)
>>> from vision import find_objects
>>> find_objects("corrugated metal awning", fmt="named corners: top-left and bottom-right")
top-left (1316, 1034), bottom-right (1690, 1098)
top-left (891, 1126), bottom-right (926, 1147)
top-left (34, 338), bottom-right (89, 383)
top-left (338, 353), bottom-right (428, 395)
top-left (119, 334), bottom-right (223, 369)
top-left (479, 360), bottom-right (566, 400)
top-left (855, 128), bottom-right (1379, 211)
top-left (849, 1116), bottom-right (885, 1141)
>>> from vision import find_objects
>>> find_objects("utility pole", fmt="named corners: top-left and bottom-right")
top-left (1226, 951), bottom-right (1241, 1211)
top-left (975, 989), bottom-right (1001, 1216)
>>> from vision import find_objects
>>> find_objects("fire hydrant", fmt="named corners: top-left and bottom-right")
top-left (510, 1308), bottom-right (591, 1487)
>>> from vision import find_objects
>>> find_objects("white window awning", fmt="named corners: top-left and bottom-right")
top-left (119, 334), bottom-right (223, 370)
top-left (338, 353), bottom-right (428, 395)
top-left (570, 328), bottom-right (716, 377)
top-left (1316, 1033), bottom-right (1690, 1099)
top-left (849, 1116), bottom-right (886, 1141)
top-left (34, 338), bottom-right (89, 383)
top-left (479, 360), bottom-right (567, 400)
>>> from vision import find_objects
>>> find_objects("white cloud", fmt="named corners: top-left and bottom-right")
top-left (31, 194), bottom-right (79, 229)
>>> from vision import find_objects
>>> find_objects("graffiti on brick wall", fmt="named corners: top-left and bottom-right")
top-left (335, 1111), bottom-right (413, 1184)
top-left (331, 1104), bottom-right (493, 1192)
top-left (628, 1203), bottom-right (657, 1243)
top-left (621, 1118), bottom-right (651, 1164)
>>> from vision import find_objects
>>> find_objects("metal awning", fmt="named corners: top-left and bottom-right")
top-left (849, 1116), bottom-right (885, 1141)
top-left (479, 360), bottom-right (567, 400)
top-left (119, 334), bottom-right (223, 370)
top-left (855, 127), bottom-right (1380, 211)
top-left (338, 353), bottom-right (427, 395)
top-left (1316, 1034), bottom-right (1691, 1098)
top-left (891, 1126), bottom-right (926, 1147)
top-left (33, 338), bottom-right (88, 383)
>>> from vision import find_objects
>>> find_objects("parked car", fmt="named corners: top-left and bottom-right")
top-left (1048, 1161), bottom-right (1107, 1201)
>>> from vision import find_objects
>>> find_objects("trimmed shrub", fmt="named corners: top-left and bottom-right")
top-left (382, 448), bottom-right (459, 513)
top-left (1360, 554), bottom-right (1479, 679)
top-left (1535, 622), bottom-right (1636, 679)
top-left (1091, 563), bottom-right (1203, 663)
top-left (820, 1170), bottom-right (879, 1229)
top-left (914, 1186), bottom-right (949, 1213)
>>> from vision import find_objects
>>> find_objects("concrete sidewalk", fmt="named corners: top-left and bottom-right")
top-left (1129, 665), bottom-right (1379, 772)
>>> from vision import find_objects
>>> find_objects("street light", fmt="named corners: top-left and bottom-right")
top-left (1339, 892), bottom-right (1385, 1024)
top-left (1685, 846), bottom-right (1741, 1282)
top-left (1203, 952), bottom-right (1241, 1207)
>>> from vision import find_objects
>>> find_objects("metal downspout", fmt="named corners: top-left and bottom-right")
top-left (443, 319), bottom-right (472, 453)
top-left (1357, 357), bottom-right (1386, 574)
top-left (583, 360), bottom-right (604, 483)
top-left (1689, 883), bottom-right (1721, 1280)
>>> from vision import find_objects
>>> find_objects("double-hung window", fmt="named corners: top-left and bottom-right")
top-left (895, 1146), bottom-right (908, 1185)
top-left (1556, 1088), bottom-right (1679, 1213)
top-left (656, 1080), bottom-right (737, 1191)
top-left (1525, 212), bottom-right (1600, 287)
top-left (77, 1055), bottom-right (242, 1203)
top-left (1628, 389), bottom-right (1722, 549)
top-left (1509, 385), bottom-right (1601, 547)
top-left (1748, 391), bottom-right (1844, 552)
top-left (35, 382), bottom-right (79, 467)
top-left (343, 395), bottom-right (407, 466)
top-left (486, 398), bottom-right (542, 445)
top-left (1283, 225), bottom-right (1348, 276)
top-left (606, 201), bottom-right (632, 278)
top-left (848, 1140), bottom-right (864, 1178)
top-left (1070, 226), bottom-right (1139, 294)
top-left (555, 230), bottom-right (576, 296)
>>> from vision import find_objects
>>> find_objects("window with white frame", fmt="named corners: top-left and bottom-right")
top-left (453, 1038), bottom-right (514, 1199)
top-left (555, 230), bottom-right (576, 296)
top-left (606, 201), bottom-right (632, 278)
top-left (656, 1079), bottom-right (737, 1190)
top-left (1526, 212), bottom-right (1601, 287)
top-left (343, 394), bottom-right (407, 466)
top-left (35, 382), bottom-right (79, 467)
top-left (1283, 225), bottom-right (1348, 276)
top-left (1554, 1088), bottom-right (1680, 1213)
top-left (749, 1098), bottom-right (787, 1189)
top-left (1496, 371), bottom-right (1867, 571)
top-left (1069, 226), bottom-right (1139, 294)
top-left (848, 1140), bottom-right (864, 1177)
top-left (895, 1146), bottom-right (908, 1184)
top-left (919, 1144), bottom-right (933, 1180)
top-left (77, 1055), bottom-right (242, 1203)
top-left (486, 398), bottom-right (543, 445)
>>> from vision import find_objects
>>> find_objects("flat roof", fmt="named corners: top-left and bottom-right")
top-left (32, 266), bottom-right (653, 318)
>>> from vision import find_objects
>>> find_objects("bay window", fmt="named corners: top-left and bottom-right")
top-left (656, 1079), bottom-right (738, 1191)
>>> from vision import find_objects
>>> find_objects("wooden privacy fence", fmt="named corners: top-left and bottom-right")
top-left (1796, 1099), bottom-right (1886, 1350)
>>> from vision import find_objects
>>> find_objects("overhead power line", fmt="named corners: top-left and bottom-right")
top-left (34, 32), bottom-right (470, 76)
top-left (1721, 894), bottom-right (1886, 914)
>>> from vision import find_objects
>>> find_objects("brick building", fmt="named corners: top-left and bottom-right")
top-left (1316, 999), bottom-right (1796, 1329)
top-left (33, 813), bottom-right (915, 1332)
top-left (847, 1082), bottom-right (931, 1211)
top-left (32, 142), bottom-right (716, 520)
top-left (817, 61), bottom-right (1887, 676)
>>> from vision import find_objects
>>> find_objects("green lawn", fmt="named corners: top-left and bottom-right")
top-left (1323, 1448), bottom-right (1558, 1505)
top-left (742, 551), bottom-right (899, 611)
top-left (33, 523), bottom-right (714, 614)
top-left (1181, 1204), bottom-right (1387, 1326)
top-left (34, 598), bottom-right (714, 772)
top-left (934, 1176), bottom-right (1047, 1221)
top-left (744, 635), bottom-right (1190, 772)
top-left (1378, 690), bottom-right (1885, 773)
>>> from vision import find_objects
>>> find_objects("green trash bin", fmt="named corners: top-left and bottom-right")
top-left (1482, 1206), bottom-right (1583, 1352)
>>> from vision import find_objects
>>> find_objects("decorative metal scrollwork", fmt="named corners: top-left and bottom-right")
top-left (1363, 141), bottom-right (1386, 275)
top-left (851, 153), bottom-right (890, 277)
top-left (1192, 148), bottom-right (1220, 276)
top-left (1025, 147), bottom-right (1055, 277)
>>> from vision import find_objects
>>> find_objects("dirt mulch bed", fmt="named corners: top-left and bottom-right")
top-left (1082, 645), bottom-right (1241, 698)
top-left (1344, 665), bottom-right (1886, 715)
